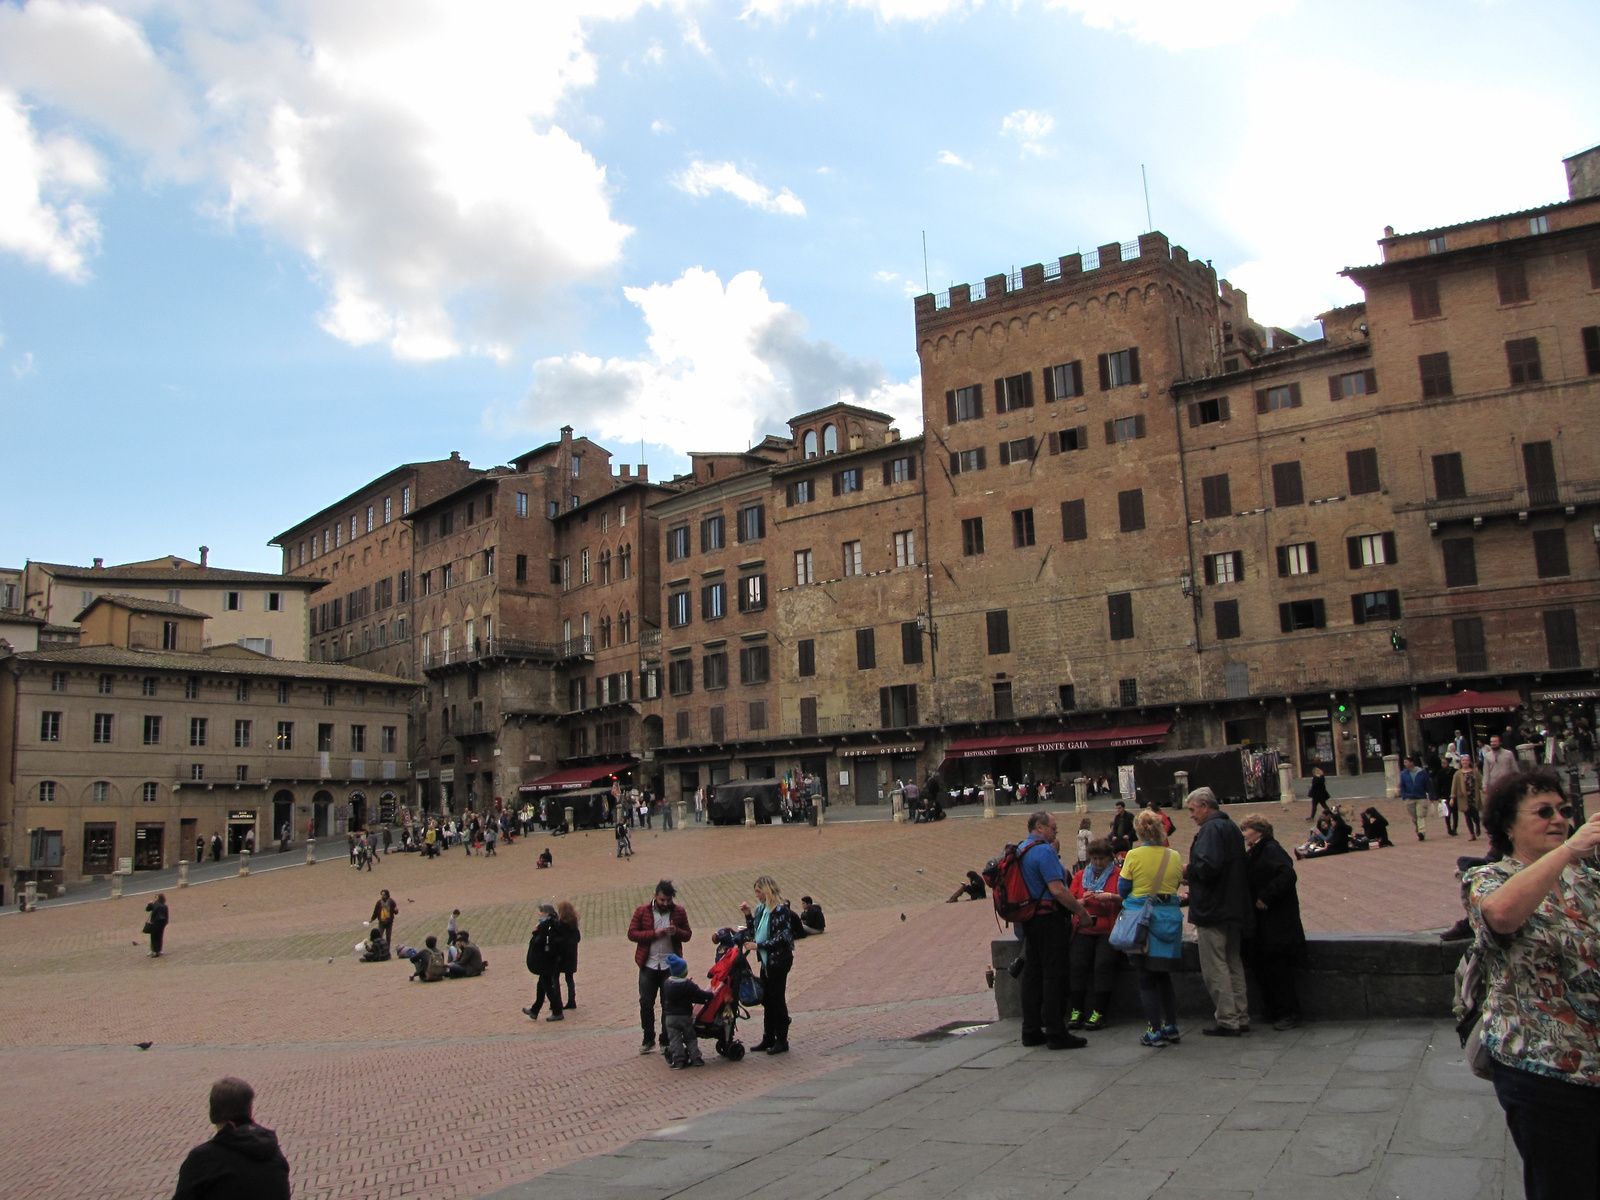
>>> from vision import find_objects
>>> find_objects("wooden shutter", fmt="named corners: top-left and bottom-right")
top-left (1351, 594), bottom-right (1367, 624)
top-left (1312, 599), bottom-right (1326, 628)
top-left (1047, 431), bottom-right (1061, 455)
top-left (1076, 425), bottom-right (1088, 447)
top-left (974, 447), bottom-right (986, 470)
top-left (880, 687), bottom-right (892, 728)
top-left (1278, 602), bottom-right (1292, 632)
top-left (1387, 590), bottom-right (1402, 618)
top-left (700, 585), bottom-right (712, 619)
top-left (1364, 369), bottom-right (1378, 394)
top-left (1061, 499), bottom-right (1087, 542)
top-left (1098, 353), bottom-right (1111, 391)
top-left (1215, 599), bottom-right (1241, 640)
top-left (1128, 347), bottom-right (1141, 384)
top-left (998, 441), bottom-right (1011, 466)
top-left (1188, 403), bottom-right (1199, 427)
top-left (1256, 389), bottom-right (1269, 414)
top-left (1382, 532), bottom-right (1398, 563)
top-left (1347, 537), bottom-right (1362, 569)
top-left (1026, 436), bottom-right (1036, 460)
top-left (1022, 372), bottom-right (1034, 406)
top-left (906, 457), bottom-right (916, 480)
top-left (1104, 419), bottom-right (1116, 445)
top-left (1203, 554), bottom-right (1215, 585)
top-left (882, 461), bottom-right (892, 486)
top-left (1218, 396), bottom-right (1230, 421)
top-left (949, 451), bottom-right (960, 475)
top-left (1070, 362), bottom-right (1084, 396)
top-left (1133, 415), bottom-right (1146, 439)
top-left (1306, 542), bottom-right (1319, 573)
top-left (831, 472), bottom-right (841, 496)
top-left (1328, 375), bottom-right (1342, 402)
top-left (1276, 546), bottom-right (1290, 577)
top-left (755, 508), bottom-right (765, 539)
top-left (907, 685), bottom-right (918, 727)
top-left (1043, 365), bottom-right (1056, 403)
top-left (973, 383), bottom-right (984, 417)
top-left (1232, 551), bottom-right (1244, 580)
top-left (945, 390), bottom-right (957, 424)
top-left (994, 378), bottom-right (1005, 412)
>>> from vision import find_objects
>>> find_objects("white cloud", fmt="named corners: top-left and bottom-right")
top-left (505, 267), bottom-right (919, 454)
top-left (1001, 109), bottom-right (1054, 157)
top-left (650, 119), bottom-right (673, 134)
top-left (11, 350), bottom-right (35, 379)
top-left (937, 149), bottom-right (971, 168)
top-left (743, 0), bottom-right (973, 19)
top-left (1043, 0), bottom-right (1301, 51)
top-left (672, 160), bottom-right (806, 215)
top-left (0, 90), bottom-right (103, 280)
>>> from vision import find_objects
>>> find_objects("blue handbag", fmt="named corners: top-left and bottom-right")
top-left (1109, 849), bottom-right (1176, 953)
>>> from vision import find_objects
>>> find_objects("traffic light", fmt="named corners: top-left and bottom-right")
top-left (1391, 629), bottom-right (1407, 652)
top-left (1336, 703), bottom-right (1350, 723)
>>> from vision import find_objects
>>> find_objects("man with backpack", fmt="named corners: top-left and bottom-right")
top-left (1001, 812), bottom-right (1090, 1050)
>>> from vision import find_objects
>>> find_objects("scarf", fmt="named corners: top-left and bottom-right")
top-left (1081, 861), bottom-right (1114, 893)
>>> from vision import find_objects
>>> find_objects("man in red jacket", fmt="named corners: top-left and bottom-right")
top-left (627, 880), bottom-right (693, 1055)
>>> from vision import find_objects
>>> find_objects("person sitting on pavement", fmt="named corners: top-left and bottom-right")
top-left (402, 935), bottom-right (446, 982)
top-left (1297, 809), bottom-right (1353, 860)
top-left (1361, 807), bottom-right (1393, 848)
top-left (660, 954), bottom-right (713, 1069)
top-left (358, 929), bottom-right (390, 962)
top-left (946, 870), bottom-right (987, 903)
top-left (537, 847), bottom-right (553, 869)
top-left (446, 932), bottom-right (485, 978)
top-left (798, 895), bottom-right (826, 934)
top-left (171, 1076), bottom-right (290, 1200)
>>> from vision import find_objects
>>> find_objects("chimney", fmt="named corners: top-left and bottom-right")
top-left (449, 450), bottom-right (460, 461)
top-left (637, 465), bottom-right (648, 482)
top-left (1564, 143), bottom-right (1600, 200)
top-left (92, 557), bottom-right (104, 569)
top-left (199, 545), bottom-right (209, 568)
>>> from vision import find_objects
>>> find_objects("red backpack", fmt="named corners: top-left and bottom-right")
top-left (982, 838), bottom-right (1054, 925)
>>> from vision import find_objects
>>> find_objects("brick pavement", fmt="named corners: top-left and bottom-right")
top-left (0, 799), bottom-right (1476, 1200)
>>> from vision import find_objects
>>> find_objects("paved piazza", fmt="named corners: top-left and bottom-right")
top-left (0, 800), bottom-right (1476, 1200)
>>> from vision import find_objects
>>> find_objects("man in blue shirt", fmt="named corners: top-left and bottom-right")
top-left (1014, 811), bottom-right (1089, 1050)
top-left (1399, 755), bottom-right (1435, 841)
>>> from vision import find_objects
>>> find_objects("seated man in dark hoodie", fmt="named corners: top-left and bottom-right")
top-left (660, 954), bottom-right (714, 1068)
top-left (446, 931), bottom-right (485, 978)
top-left (173, 1076), bottom-right (290, 1200)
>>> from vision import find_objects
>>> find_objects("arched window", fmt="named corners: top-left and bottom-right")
top-left (618, 609), bottom-right (632, 643)
top-left (618, 543), bottom-right (632, 579)
top-left (598, 548), bottom-right (611, 585)
top-left (598, 614), bottom-right (612, 649)
top-left (803, 430), bottom-right (818, 458)
top-left (822, 424), bottom-right (838, 455)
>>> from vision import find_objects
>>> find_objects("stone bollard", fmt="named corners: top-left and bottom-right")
top-left (1516, 743), bottom-right (1538, 769)
top-left (1383, 754), bottom-right (1401, 799)
top-left (891, 789), bottom-right (905, 823)
top-left (306, 838), bottom-right (317, 866)
top-left (1073, 776), bottom-right (1089, 814)
top-left (564, 806), bottom-right (575, 835)
top-left (983, 782), bottom-right (997, 820)
top-left (177, 861), bottom-right (189, 888)
top-left (815, 798), bottom-right (825, 827)
top-left (23, 880), bottom-right (37, 912)
top-left (239, 849), bottom-right (250, 877)
top-left (1173, 770), bottom-right (1189, 808)
top-left (743, 797), bottom-right (756, 828)
top-left (675, 800), bottom-right (688, 830)
top-left (110, 872), bottom-right (123, 900)
top-left (1278, 763), bottom-right (1295, 811)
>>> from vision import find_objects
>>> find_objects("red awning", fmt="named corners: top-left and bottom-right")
top-left (518, 761), bottom-right (634, 792)
top-left (1417, 690), bottom-right (1523, 721)
top-left (943, 724), bottom-right (1172, 759)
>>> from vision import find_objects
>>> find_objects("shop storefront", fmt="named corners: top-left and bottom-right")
top-left (1417, 690), bottom-right (1523, 761)
top-left (82, 822), bottom-right (116, 876)
top-left (835, 743), bottom-right (923, 805)
top-left (226, 809), bottom-right (257, 854)
top-left (134, 823), bottom-right (165, 870)
top-left (1297, 709), bottom-right (1337, 777)
top-left (1530, 687), bottom-right (1598, 761)
top-left (1358, 705), bottom-right (1406, 774)
top-left (941, 723), bottom-right (1172, 794)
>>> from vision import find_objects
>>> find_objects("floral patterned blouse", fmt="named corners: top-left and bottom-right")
top-left (1466, 859), bottom-right (1600, 1086)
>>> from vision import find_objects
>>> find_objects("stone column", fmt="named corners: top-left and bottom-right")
top-left (743, 797), bottom-right (756, 828)
top-left (1278, 763), bottom-right (1295, 810)
top-left (306, 838), bottom-right (317, 866)
top-left (815, 797), bottom-right (825, 827)
top-left (891, 789), bottom-right (904, 823)
top-left (238, 849), bottom-right (250, 877)
top-left (1383, 754), bottom-right (1401, 799)
top-left (564, 806), bottom-right (575, 835)
top-left (675, 800), bottom-right (688, 830)
top-left (23, 880), bottom-right (37, 912)
top-left (177, 861), bottom-right (189, 888)
top-left (1073, 776), bottom-right (1089, 814)
top-left (110, 872), bottom-right (123, 900)
top-left (1173, 770), bottom-right (1189, 808)
top-left (983, 781), bottom-right (997, 820)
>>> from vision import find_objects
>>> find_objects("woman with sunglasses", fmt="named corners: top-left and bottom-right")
top-left (1467, 767), bottom-right (1600, 1199)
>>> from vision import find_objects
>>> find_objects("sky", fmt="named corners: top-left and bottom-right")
top-left (1, 0), bottom-right (1596, 573)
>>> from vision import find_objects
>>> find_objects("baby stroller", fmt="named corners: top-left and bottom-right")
top-left (693, 928), bottom-right (756, 1061)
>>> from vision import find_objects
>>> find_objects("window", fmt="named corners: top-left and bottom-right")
top-left (1189, 396), bottom-right (1231, 426)
top-left (93, 781), bottom-right (110, 803)
top-left (1107, 593), bottom-right (1135, 640)
top-left (666, 525), bottom-right (690, 561)
top-left (568, 678), bottom-right (587, 710)
top-left (798, 639), bottom-right (816, 677)
top-left (190, 763), bottom-right (204, 782)
top-left (1442, 538), bottom-right (1478, 588)
top-left (739, 645), bottom-right (769, 684)
top-left (276, 721), bottom-right (293, 750)
top-left (668, 591), bottom-right (691, 628)
top-left (1204, 551), bottom-right (1243, 585)
top-left (701, 581), bottom-right (727, 620)
top-left (1117, 489), bottom-right (1145, 533)
top-left (235, 719), bottom-right (252, 748)
top-left (947, 384), bottom-right (982, 423)
top-left (1330, 369), bottom-right (1378, 400)
top-left (1256, 383), bottom-right (1301, 413)
top-left (992, 681), bottom-right (1013, 719)
top-left (952, 447), bottom-right (987, 474)
top-left (1410, 278), bottom-right (1441, 319)
top-left (1119, 678), bottom-right (1139, 707)
top-left (799, 696), bottom-right (818, 734)
top-left (1419, 352), bottom-right (1453, 399)
top-left (737, 574), bottom-right (766, 613)
top-left (98, 673), bottom-right (113, 695)
top-left (1496, 261), bottom-right (1530, 305)
top-left (834, 468), bottom-right (862, 495)
top-left (709, 706), bottom-right (726, 741)
top-left (996, 372), bottom-right (1034, 412)
top-left (1433, 453), bottom-right (1467, 499)
top-left (787, 479), bottom-right (815, 506)
top-left (50, 672), bottom-right (66, 692)
top-left (703, 653), bottom-right (728, 690)
top-left (266, 591), bottom-right (284, 611)
top-left (737, 505), bottom-right (765, 542)
top-left (39, 780), bottom-right (55, 803)
top-left (1545, 609), bottom-right (1581, 670)
top-left (1347, 448), bottom-right (1381, 495)
top-left (822, 424), bottom-right (838, 454)
top-left (598, 615), bottom-right (612, 649)
top-left (515, 554), bottom-right (527, 584)
top-left (675, 710), bottom-right (691, 741)
top-left (803, 429), bottom-right (819, 458)
top-left (961, 517), bottom-right (985, 556)
top-left (1506, 338), bottom-right (1543, 385)
top-left (236, 765), bottom-right (250, 782)
top-left (1584, 326), bottom-right (1600, 375)
top-left (1350, 590), bottom-right (1402, 624)
top-left (1278, 599), bottom-right (1327, 632)
top-left (317, 722), bottom-right (334, 751)
top-left (855, 628), bottom-right (876, 670)
top-left (747, 701), bottom-right (768, 732)
top-left (162, 621), bottom-right (180, 650)
top-left (618, 610), bottom-right (631, 643)
top-left (185, 677), bottom-right (199, 699)
top-left (1453, 617), bottom-right (1488, 673)
top-left (842, 541), bottom-right (864, 576)
top-left (668, 659), bottom-right (693, 696)
top-left (143, 715), bottom-right (161, 745)
top-left (143, 782), bottom-right (159, 803)
top-left (999, 437), bottom-right (1035, 465)
top-left (702, 513), bottom-right (725, 550)
top-left (1277, 542), bottom-right (1318, 577)
top-left (885, 456), bottom-right (916, 485)
top-left (1523, 441), bottom-right (1558, 504)
top-left (277, 681), bottom-right (290, 704)
top-left (1214, 599), bottom-right (1241, 640)
top-left (1533, 529), bottom-right (1570, 578)
top-left (1047, 426), bottom-right (1089, 454)
top-left (1047, 361), bottom-right (1084, 401)
top-left (1098, 347), bottom-right (1141, 389)
top-left (893, 530), bottom-right (916, 567)
top-left (190, 717), bottom-right (208, 746)
top-left (442, 563), bottom-right (453, 589)
top-left (1106, 415), bottom-right (1146, 444)
top-left (986, 610), bottom-right (1011, 655)
top-left (485, 548), bottom-right (495, 577)
top-left (1427, 236), bottom-right (1448, 255)
top-left (1010, 509), bottom-right (1035, 548)
top-left (93, 713), bottom-right (113, 743)
top-left (1201, 474), bottom-right (1232, 520)
top-left (1348, 532), bottom-right (1398, 568)
top-left (1530, 214), bottom-right (1549, 236)
top-left (1260, 464), bottom-right (1304, 514)
top-left (795, 549), bottom-right (814, 585)
top-left (236, 679), bottom-right (250, 702)
top-left (1061, 499), bottom-right (1087, 542)
top-left (901, 620), bottom-right (923, 664)
top-left (1058, 685), bottom-right (1077, 711)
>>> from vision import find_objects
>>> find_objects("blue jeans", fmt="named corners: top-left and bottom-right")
top-left (1493, 1059), bottom-right (1600, 1200)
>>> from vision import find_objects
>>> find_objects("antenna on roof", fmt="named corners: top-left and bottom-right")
top-left (1142, 165), bottom-right (1153, 233)
top-left (922, 231), bottom-right (930, 294)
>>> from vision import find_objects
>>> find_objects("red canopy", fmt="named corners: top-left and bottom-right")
top-left (943, 723), bottom-right (1172, 759)
top-left (1417, 690), bottom-right (1523, 721)
top-left (518, 761), bottom-right (633, 792)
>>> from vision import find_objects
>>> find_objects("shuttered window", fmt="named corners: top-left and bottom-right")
top-left (1350, 590), bottom-right (1402, 624)
top-left (1545, 610), bottom-right (1581, 670)
top-left (1346, 448), bottom-right (1381, 495)
top-left (961, 517), bottom-right (985, 556)
top-left (946, 385), bottom-right (983, 423)
top-left (1410, 279), bottom-right (1441, 319)
top-left (797, 639), bottom-right (815, 677)
top-left (1203, 551), bottom-right (1244, 585)
top-left (1583, 326), bottom-right (1600, 375)
top-left (1496, 261), bottom-right (1530, 305)
top-left (1213, 599), bottom-right (1241, 640)
top-left (1188, 396), bottom-right (1230, 425)
top-left (1506, 338), bottom-right (1543, 385)
top-left (1523, 441), bottom-right (1558, 504)
top-left (902, 621), bottom-right (923, 664)
top-left (1045, 361), bottom-right (1084, 401)
top-left (995, 372), bottom-right (1035, 413)
top-left (1432, 453), bottom-right (1466, 500)
top-left (1097, 348), bottom-right (1141, 389)
top-left (986, 610), bottom-right (1011, 655)
top-left (1347, 532), bottom-right (1398, 568)
top-left (855, 628), bottom-right (876, 670)
top-left (1060, 499), bottom-right (1087, 542)
top-left (1117, 489), bottom-right (1145, 533)
top-left (1278, 599), bottom-right (1326, 632)
top-left (1271, 461), bottom-right (1304, 507)
top-left (1442, 538), bottom-right (1478, 588)
top-left (1533, 529), bottom-right (1570, 578)
top-left (1329, 370), bottom-right (1378, 400)
top-left (1047, 427), bottom-right (1089, 454)
top-left (1107, 593), bottom-right (1135, 640)
top-left (1201, 474), bottom-right (1232, 519)
top-left (1453, 618), bottom-right (1487, 673)
top-left (1419, 352), bottom-right (1453, 399)
top-left (1255, 382), bottom-right (1302, 413)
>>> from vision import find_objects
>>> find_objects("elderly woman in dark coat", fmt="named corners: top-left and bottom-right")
top-left (1239, 814), bottom-right (1306, 1031)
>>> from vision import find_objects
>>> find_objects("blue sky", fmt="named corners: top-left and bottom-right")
top-left (2, 0), bottom-right (1596, 572)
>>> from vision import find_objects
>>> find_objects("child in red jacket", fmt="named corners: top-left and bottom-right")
top-left (1067, 838), bottom-right (1122, 1030)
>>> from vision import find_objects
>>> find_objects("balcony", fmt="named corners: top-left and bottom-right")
top-left (448, 713), bottom-right (494, 739)
top-left (1399, 477), bottom-right (1600, 529)
top-left (777, 713), bottom-right (869, 737)
top-left (422, 635), bottom-right (594, 673)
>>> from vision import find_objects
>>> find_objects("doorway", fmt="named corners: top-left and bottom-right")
top-left (227, 811), bottom-right (257, 854)
top-left (349, 792), bottom-right (367, 831)
top-left (180, 818), bottom-right (198, 862)
top-left (1298, 710), bottom-right (1336, 777)
top-left (313, 791), bottom-right (333, 838)
top-left (273, 792), bottom-right (294, 843)
top-left (799, 755), bottom-right (828, 800)
top-left (854, 760), bottom-right (881, 804)
top-left (1358, 705), bottom-right (1405, 774)
top-left (83, 823), bottom-right (116, 876)
top-left (134, 824), bottom-right (164, 870)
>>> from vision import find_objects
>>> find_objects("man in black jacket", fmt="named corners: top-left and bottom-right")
top-left (1108, 801), bottom-right (1135, 854)
top-left (172, 1077), bottom-right (290, 1200)
top-left (1183, 788), bottom-right (1253, 1036)
top-left (523, 905), bottom-right (566, 1021)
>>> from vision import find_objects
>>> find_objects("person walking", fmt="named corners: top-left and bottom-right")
top-left (558, 899), bottom-right (581, 1009)
top-left (1481, 735), bottom-right (1518, 797)
top-left (694, 785), bottom-right (705, 824)
top-left (740, 876), bottom-right (798, 1054)
top-left (1012, 811), bottom-right (1090, 1051)
top-left (522, 905), bottom-right (567, 1021)
top-left (1183, 787), bottom-right (1253, 1036)
top-left (1239, 814), bottom-right (1305, 1030)
top-left (1108, 802), bottom-right (1135, 855)
top-left (1118, 810), bottom-right (1185, 1046)
top-left (1467, 767), bottom-right (1600, 1200)
top-left (1307, 768), bottom-right (1332, 822)
top-left (145, 893), bottom-right (170, 957)
top-left (1434, 755), bottom-right (1460, 836)
top-left (196, 834), bottom-right (205, 865)
top-left (370, 889), bottom-right (397, 944)
top-left (1399, 755), bottom-right (1435, 841)
top-left (627, 880), bottom-right (692, 1055)
top-left (211, 832), bottom-right (223, 862)
top-left (382, 826), bottom-right (392, 855)
top-left (1455, 761), bottom-right (1483, 841)
top-left (171, 1077), bottom-right (290, 1200)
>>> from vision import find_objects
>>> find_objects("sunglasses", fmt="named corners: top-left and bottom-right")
top-left (1528, 804), bottom-right (1575, 821)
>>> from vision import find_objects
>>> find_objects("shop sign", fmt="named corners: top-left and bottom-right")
top-left (229, 810), bottom-right (255, 822)
top-left (1532, 688), bottom-right (1600, 702)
